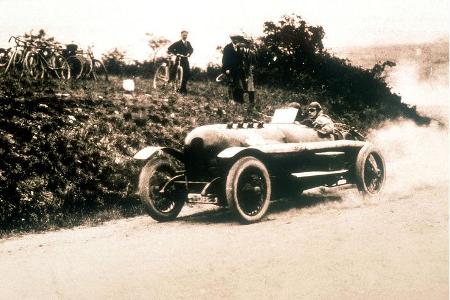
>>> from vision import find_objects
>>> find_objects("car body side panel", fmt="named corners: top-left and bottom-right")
top-left (217, 140), bottom-right (367, 158)
top-left (182, 122), bottom-right (367, 181)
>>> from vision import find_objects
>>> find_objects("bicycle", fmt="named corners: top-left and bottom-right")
top-left (2, 36), bottom-right (30, 77)
top-left (2, 36), bottom-right (70, 79)
top-left (63, 45), bottom-right (108, 81)
top-left (90, 51), bottom-right (108, 81)
top-left (153, 54), bottom-right (186, 91)
top-left (83, 47), bottom-right (108, 81)
top-left (216, 72), bottom-right (234, 100)
top-left (63, 44), bottom-right (85, 79)
top-left (0, 47), bottom-right (10, 68)
top-left (23, 39), bottom-right (71, 79)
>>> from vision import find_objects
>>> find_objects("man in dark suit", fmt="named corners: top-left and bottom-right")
top-left (167, 30), bottom-right (194, 94)
top-left (222, 34), bottom-right (245, 103)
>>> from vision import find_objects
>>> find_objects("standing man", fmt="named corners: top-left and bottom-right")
top-left (222, 33), bottom-right (245, 103)
top-left (168, 30), bottom-right (193, 94)
top-left (241, 38), bottom-right (257, 111)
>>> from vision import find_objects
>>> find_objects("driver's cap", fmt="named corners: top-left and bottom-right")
top-left (308, 101), bottom-right (322, 111)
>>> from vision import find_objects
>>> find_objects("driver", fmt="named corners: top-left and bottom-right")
top-left (301, 101), bottom-right (335, 136)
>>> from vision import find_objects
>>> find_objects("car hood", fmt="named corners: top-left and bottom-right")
top-left (184, 123), bottom-right (329, 149)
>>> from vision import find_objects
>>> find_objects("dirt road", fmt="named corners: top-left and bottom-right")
top-left (1, 112), bottom-right (448, 299)
top-left (0, 179), bottom-right (447, 299)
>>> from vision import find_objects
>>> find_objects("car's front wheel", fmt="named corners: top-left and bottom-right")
top-left (226, 156), bottom-right (271, 223)
top-left (138, 158), bottom-right (186, 222)
top-left (355, 144), bottom-right (386, 194)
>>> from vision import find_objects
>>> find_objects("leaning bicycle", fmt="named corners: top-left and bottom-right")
top-left (2, 36), bottom-right (70, 79)
top-left (85, 47), bottom-right (108, 81)
top-left (153, 54), bottom-right (186, 91)
top-left (2, 36), bottom-right (30, 77)
top-left (23, 39), bottom-right (71, 79)
top-left (63, 45), bottom-right (108, 81)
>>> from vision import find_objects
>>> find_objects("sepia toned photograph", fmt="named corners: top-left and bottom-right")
top-left (0, 0), bottom-right (448, 298)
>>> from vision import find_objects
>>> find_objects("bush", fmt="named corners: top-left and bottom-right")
top-left (250, 15), bottom-right (429, 130)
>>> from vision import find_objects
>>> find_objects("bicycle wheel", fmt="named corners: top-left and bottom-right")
top-left (66, 55), bottom-right (84, 79)
top-left (5, 50), bottom-right (22, 76)
top-left (92, 59), bottom-right (108, 81)
top-left (153, 64), bottom-right (169, 89)
top-left (174, 66), bottom-right (183, 92)
top-left (0, 48), bottom-right (9, 68)
top-left (83, 57), bottom-right (94, 79)
top-left (23, 52), bottom-right (44, 79)
top-left (52, 55), bottom-right (71, 79)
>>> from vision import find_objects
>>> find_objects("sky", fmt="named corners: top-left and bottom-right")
top-left (0, 0), bottom-right (448, 68)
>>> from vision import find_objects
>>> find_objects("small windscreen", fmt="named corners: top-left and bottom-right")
top-left (271, 108), bottom-right (298, 124)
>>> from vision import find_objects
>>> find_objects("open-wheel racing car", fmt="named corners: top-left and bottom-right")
top-left (134, 108), bottom-right (386, 224)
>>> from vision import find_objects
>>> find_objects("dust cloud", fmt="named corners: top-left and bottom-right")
top-left (369, 120), bottom-right (448, 195)
top-left (306, 57), bottom-right (448, 213)
top-left (369, 57), bottom-right (448, 196)
top-left (387, 59), bottom-right (449, 125)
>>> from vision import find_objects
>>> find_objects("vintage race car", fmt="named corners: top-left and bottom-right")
top-left (134, 108), bottom-right (386, 223)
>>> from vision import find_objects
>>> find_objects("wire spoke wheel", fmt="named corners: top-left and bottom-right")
top-left (355, 144), bottom-right (386, 195)
top-left (174, 66), bottom-right (183, 91)
top-left (236, 169), bottom-right (267, 216)
top-left (92, 59), bottom-right (108, 81)
top-left (82, 57), bottom-right (94, 79)
top-left (6, 51), bottom-right (22, 76)
top-left (150, 170), bottom-right (176, 212)
top-left (52, 55), bottom-right (71, 79)
top-left (226, 156), bottom-right (271, 223)
top-left (24, 52), bottom-right (44, 79)
top-left (0, 48), bottom-right (9, 68)
top-left (364, 154), bottom-right (384, 193)
top-left (153, 65), bottom-right (169, 89)
top-left (66, 55), bottom-right (84, 79)
top-left (138, 158), bottom-right (186, 222)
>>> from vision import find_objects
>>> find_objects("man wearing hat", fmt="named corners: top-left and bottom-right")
top-left (222, 33), bottom-right (246, 103)
top-left (302, 101), bottom-right (335, 135)
top-left (168, 30), bottom-right (194, 94)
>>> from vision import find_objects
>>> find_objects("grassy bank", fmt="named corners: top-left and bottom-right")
top-left (0, 75), bottom-right (429, 235)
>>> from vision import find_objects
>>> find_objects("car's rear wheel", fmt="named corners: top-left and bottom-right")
top-left (226, 156), bottom-right (271, 223)
top-left (355, 145), bottom-right (386, 194)
top-left (138, 158), bottom-right (186, 222)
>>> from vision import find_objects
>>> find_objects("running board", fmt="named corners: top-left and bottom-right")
top-left (314, 151), bottom-right (345, 157)
top-left (291, 169), bottom-right (348, 178)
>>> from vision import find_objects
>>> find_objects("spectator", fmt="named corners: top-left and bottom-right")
top-left (222, 33), bottom-right (246, 103)
top-left (168, 30), bottom-right (193, 94)
top-left (241, 37), bottom-right (257, 111)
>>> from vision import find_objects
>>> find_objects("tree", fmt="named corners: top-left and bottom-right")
top-left (251, 15), bottom-right (427, 130)
top-left (145, 33), bottom-right (170, 63)
top-left (370, 60), bottom-right (396, 79)
top-left (262, 14), bottom-right (324, 56)
top-left (255, 14), bottom-right (325, 83)
top-left (23, 29), bottom-right (55, 43)
top-left (102, 48), bottom-right (126, 76)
